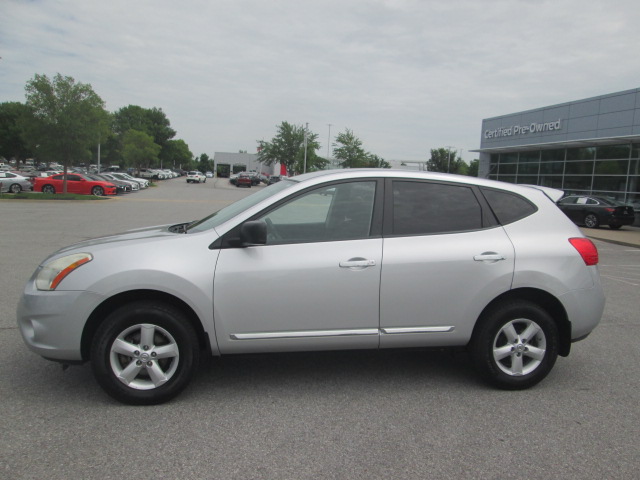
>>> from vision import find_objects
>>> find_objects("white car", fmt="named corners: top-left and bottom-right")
top-left (0, 171), bottom-right (33, 193)
top-left (186, 171), bottom-right (206, 183)
top-left (111, 173), bottom-right (149, 189)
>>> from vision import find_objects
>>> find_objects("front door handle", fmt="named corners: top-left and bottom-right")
top-left (473, 253), bottom-right (506, 262)
top-left (339, 258), bottom-right (376, 268)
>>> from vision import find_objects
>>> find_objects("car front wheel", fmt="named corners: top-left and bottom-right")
top-left (92, 186), bottom-right (104, 196)
top-left (471, 300), bottom-right (558, 390)
top-left (91, 301), bottom-right (200, 405)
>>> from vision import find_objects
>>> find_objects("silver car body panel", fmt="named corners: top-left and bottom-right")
top-left (17, 169), bottom-right (605, 363)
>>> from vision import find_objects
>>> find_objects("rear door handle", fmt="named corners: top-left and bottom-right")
top-left (473, 253), bottom-right (506, 262)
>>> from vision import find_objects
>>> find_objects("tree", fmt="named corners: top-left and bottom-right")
top-left (23, 74), bottom-right (109, 192)
top-left (332, 129), bottom-right (389, 169)
top-left (0, 102), bottom-right (33, 166)
top-left (161, 139), bottom-right (193, 169)
top-left (113, 105), bottom-right (177, 167)
top-left (427, 148), bottom-right (467, 174)
top-left (257, 121), bottom-right (325, 175)
top-left (122, 129), bottom-right (161, 172)
top-left (197, 153), bottom-right (213, 173)
top-left (364, 153), bottom-right (391, 169)
top-left (466, 159), bottom-right (479, 177)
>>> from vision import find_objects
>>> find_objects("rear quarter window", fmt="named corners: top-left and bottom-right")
top-left (480, 187), bottom-right (537, 225)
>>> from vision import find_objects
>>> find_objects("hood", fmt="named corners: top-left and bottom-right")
top-left (56, 223), bottom-right (179, 253)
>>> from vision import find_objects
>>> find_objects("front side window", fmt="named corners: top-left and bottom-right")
top-left (392, 181), bottom-right (483, 235)
top-left (260, 181), bottom-right (376, 244)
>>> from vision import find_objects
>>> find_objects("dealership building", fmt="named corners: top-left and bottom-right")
top-left (475, 88), bottom-right (640, 212)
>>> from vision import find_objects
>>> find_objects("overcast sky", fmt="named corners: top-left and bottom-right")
top-left (2, 0), bottom-right (639, 163)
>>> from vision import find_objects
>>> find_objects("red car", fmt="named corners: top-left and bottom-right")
top-left (235, 173), bottom-right (252, 188)
top-left (34, 173), bottom-right (117, 196)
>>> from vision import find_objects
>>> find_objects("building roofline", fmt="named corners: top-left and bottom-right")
top-left (471, 134), bottom-right (640, 154)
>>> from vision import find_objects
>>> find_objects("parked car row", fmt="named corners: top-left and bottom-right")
top-left (33, 172), bottom-right (150, 196)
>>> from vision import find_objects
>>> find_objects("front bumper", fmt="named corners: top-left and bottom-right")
top-left (17, 283), bottom-right (105, 362)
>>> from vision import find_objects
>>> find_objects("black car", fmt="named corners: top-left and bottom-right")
top-left (557, 195), bottom-right (635, 229)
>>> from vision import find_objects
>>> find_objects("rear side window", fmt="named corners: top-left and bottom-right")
top-left (481, 188), bottom-right (537, 225)
top-left (392, 181), bottom-right (483, 235)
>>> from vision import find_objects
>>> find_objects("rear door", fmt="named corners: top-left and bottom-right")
top-left (379, 179), bottom-right (515, 348)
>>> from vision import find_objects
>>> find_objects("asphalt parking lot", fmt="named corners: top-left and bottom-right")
top-left (1, 178), bottom-right (639, 479)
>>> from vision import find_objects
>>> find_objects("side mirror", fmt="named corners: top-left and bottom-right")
top-left (239, 220), bottom-right (267, 246)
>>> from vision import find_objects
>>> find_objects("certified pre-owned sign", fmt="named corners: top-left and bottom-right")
top-left (485, 119), bottom-right (562, 139)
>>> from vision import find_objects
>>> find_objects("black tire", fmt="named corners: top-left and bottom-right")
top-left (92, 186), bottom-right (104, 196)
top-left (10, 183), bottom-right (22, 193)
top-left (609, 225), bottom-right (622, 230)
top-left (584, 213), bottom-right (599, 228)
top-left (91, 301), bottom-right (200, 405)
top-left (42, 184), bottom-right (55, 194)
top-left (471, 300), bottom-right (558, 390)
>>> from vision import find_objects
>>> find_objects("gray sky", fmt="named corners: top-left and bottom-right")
top-left (2, 0), bottom-right (639, 163)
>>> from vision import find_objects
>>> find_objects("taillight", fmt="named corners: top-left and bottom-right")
top-left (604, 208), bottom-right (615, 213)
top-left (569, 238), bottom-right (599, 266)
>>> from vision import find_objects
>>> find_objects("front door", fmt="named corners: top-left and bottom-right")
top-left (213, 180), bottom-right (383, 354)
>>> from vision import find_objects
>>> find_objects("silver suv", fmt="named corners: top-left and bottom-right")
top-left (17, 170), bottom-right (605, 404)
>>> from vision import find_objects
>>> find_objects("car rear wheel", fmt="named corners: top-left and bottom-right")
top-left (584, 213), bottom-right (599, 228)
top-left (92, 186), bottom-right (104, 196)
top-left (91, 301), bottom-right (200, 405)
top-left (471, 300), bottom-right (558, 390)
top-left (42, 184), bottom-right (55, 194)
top-left (9, 183), bottom-right (21, 193)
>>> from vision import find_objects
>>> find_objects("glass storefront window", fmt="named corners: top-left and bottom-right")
top-left (519, 151), bottom-right (540, 163)
top-left (566, 147), bottom-right (595, 160)
top-left (626, 192), bottom-right (640, 210)
top-left (496, 175), bottom-right (516, 184)
top-left (490, 154), bottom-right (499, 165)
top-left (499, 153), bottom-right (518, 164)
top-left (518, 163), bottom-right (539, 175)
top-left (540, 162), bottom-right (564, 174)
top-left (563, 176), bottom-right (593, 190)
top-left (630, 160), bottom-right (640, 175)
top-left (516, 175), bottom-right (538, 185)
top-left (627, 176), bottom-right (639, 194)
top-left (565, 161), bottom-right (594, 175)
top-left (592, 176), bottom-right (627, 192)
top-left (596, 144), bottom-right (630, 160)
top-left (498, 164), bottom-right (517, 175)
top-left (539, 176), bottom-right (563, 189)
top-left (541, 149), bottom-right (565, 162)
top-left (594, 160), bottom-right (629, 175)
top-left (631, 145), bottom-right (640, 159)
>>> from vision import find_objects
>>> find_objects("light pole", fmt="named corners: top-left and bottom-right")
top-left (445, 146), bottom-right (455, 173)
top-left (327, 123), bottom-right (332, 161)
top-left (303, 122), bottom-right (309, 174)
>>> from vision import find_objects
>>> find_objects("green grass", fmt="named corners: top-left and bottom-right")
top-left (0, 192), bottom-right (110, 200)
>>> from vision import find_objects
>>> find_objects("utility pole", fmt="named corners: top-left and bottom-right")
top-left (445, 146), bottom-right (455, 173)
top-left (303, 122), bottom-right (309, 174)
top-left (327, 123), bottom-right (332, 161)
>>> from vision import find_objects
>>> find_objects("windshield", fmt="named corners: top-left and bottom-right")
top-left (186, 179), bottom-right (297, 233)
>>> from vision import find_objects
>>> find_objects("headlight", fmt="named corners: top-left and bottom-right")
top-left (36, 253), bottom-right (93, 291)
